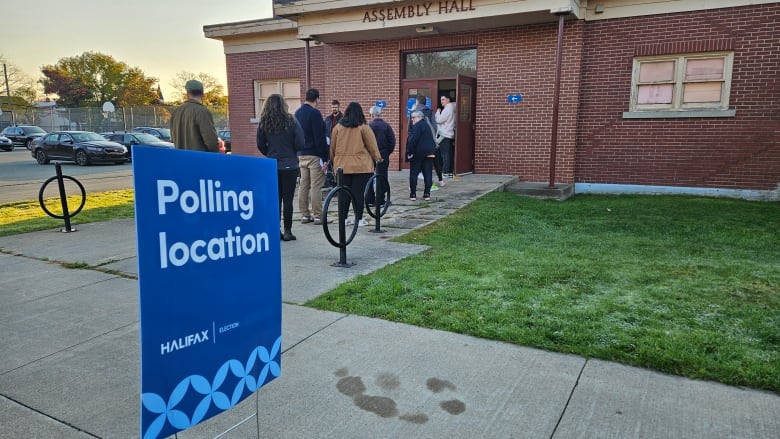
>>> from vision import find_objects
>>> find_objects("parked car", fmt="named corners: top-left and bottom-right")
top-left (218, 129), bottom-right (231, 153)
top-left (31, 131), bottom-right (128, 166)
top-left (0, 135), bottom-right (13, 151)
top-left (1, 125), bottom-right (47, 150)
top-left (132, 126), bottom-right (171, 142)
top-left (105, 132), bottom-right (174, 160)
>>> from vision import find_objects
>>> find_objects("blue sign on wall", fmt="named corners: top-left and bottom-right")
top-left (507, 94), bottom-right (524, 103)
top-left (133, 147), bottom-right (282, 439)
top-left (375, 100), bottom-right (387, 108)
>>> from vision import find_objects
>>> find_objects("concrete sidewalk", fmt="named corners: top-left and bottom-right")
top-left (1, 172), bottom-right (778, 439)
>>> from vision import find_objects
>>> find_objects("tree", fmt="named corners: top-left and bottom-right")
top-left (0, 54), bottom-right (40, 104)
top-left (169, 71), bottom-right (228, 126)
top-left (40, 52), bottom-right (158, 107)
top-left (169, 71), bottom-right (226, 106)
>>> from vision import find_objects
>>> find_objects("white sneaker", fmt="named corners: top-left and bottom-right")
top-left (357, 218), bottom-right (369, 227)
top-left (438, 180), bottom-right (445, 187)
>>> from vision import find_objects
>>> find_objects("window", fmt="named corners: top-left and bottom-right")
top-left (253, 80), bottom-right (301, 121)
top-left (404, 49), bottom-right (476, 79)
top-left (626, 52), bottom-right (734, 118)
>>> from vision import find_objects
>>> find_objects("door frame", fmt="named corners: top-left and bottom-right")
top-left (399, 76), bottom-right (477, 174)
top-left (399, 80), bottom-right (438, 170)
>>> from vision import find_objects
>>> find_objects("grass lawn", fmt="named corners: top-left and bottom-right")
top-left (2, 190), bottom-right (778, 393)
top-left (306, 193), bottom-right (780, 393)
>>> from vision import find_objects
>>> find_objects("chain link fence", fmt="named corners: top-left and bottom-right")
top-left (0, 105), bottom-right (228, 133)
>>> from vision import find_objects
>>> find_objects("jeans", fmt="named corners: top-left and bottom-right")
top-left (297, 155), bottom-right (325, 217)
top-left (278, 169), bottom-right (298, 231)
top-left (439, 137), bottom-right (454, 175)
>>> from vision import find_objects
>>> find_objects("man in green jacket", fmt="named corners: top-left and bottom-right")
top-left (170, 79), bottom-right (220, 152)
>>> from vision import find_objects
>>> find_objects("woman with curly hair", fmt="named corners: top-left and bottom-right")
top-left (330, 102), bottom-right (382, 226)
top-left (257, 94), bottom-right (305, 241)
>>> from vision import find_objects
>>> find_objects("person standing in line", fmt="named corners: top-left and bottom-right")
top-left (406, 110), bottom-right (437, 201)
top-left (324, 99), bottom-right (343, 138)
top-left (435, 94), bottom-right (457, 177)
top-left (366, 105), bottom-right (396, 207)
top-left (169, 79), bottom-right (220, 152)
top-left (256, 94), bottom-right (305, 242)
top-left (330, 102), bottom-right (382, 226)
top-left (412, 95), bottom-right (444, 188)
top-left (322, 99), bottom-right (343, 189)
top-left (294, 88), bottom-right (329, 225)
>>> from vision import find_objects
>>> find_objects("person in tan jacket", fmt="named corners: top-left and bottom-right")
top-left (330, 102), bottom-right (382, 226)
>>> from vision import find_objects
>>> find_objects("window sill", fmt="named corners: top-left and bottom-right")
top-left (622, 109), bottom-right (736, 119)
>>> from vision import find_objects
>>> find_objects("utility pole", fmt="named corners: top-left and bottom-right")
top-left (2, 64), bottom-right (14, 124)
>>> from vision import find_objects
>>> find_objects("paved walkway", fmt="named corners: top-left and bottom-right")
top-left (1, 171), bottom-right (778, 438)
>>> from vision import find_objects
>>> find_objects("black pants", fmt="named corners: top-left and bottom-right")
top-left (409, 157), bottom-right (433, 197)
top-left (338, 173), bottom-right (372, 221)
top-left (278, 169), bottom-right (298, 231)
top-left (439, 137), bottom-right (454, 175)
top-left (433, 148), bottom-right (443, 181)
top-left (365, 158), bottom-right (389, 206)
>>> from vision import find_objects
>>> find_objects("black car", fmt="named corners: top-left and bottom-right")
top-left (31, 131), bottom-right (128, 166)
top-left (0, 135), bottom-right (13, 151)
top-left (218, 129), bottom-right (231, 153)
top-left (106, 132), bottom-right (174, 160)
top-left (1, 125), bottom-right (47, 150)
top-left (132, 127), bottom-right (172, 142)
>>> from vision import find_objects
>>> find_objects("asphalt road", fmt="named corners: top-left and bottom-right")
top-left (0, 148), bottom-right (133, 205)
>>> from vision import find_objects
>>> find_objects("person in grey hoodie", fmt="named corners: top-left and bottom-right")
top-left (257, 94), bottom-right (305, 241)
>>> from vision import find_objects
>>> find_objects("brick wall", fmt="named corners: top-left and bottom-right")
top-left (576, 4), bottom-right (780, 190)
top-left (223, 3), bottom-right (778, 191)
top-left (225, 46), bottom-right (325, 156)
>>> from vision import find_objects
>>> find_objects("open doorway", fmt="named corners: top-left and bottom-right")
top-left (399, 76), bottom-right (476, 175)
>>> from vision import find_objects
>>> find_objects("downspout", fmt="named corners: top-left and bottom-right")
top-left (300, 36), bottom-right (313, 90)
top-left (548, 10), bottom-right (569, 188)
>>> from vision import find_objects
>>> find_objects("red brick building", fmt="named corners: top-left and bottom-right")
top-left (205, 0), bottom-right (779, 200)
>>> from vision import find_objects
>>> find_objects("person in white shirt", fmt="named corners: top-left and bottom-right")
top-left (435, 95), bottom-right (456, 177)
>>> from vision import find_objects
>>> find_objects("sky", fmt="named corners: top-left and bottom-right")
top-left (1, 0), bottom-right (273, 102)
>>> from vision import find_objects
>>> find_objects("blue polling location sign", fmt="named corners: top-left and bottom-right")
top-left (375, 100), bottom-right (387, 108)
top-left (507, 94), bottom-right (523, 103)
top-left (132, 147), bottom-right (282, 439)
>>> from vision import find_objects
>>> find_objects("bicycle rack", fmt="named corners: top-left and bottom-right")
top-left (38, 162), bottom-right (86, 233)
top-left (363, 160), bottom-right (392, 233)
top-left (321, 168), bottom-right (359, 267)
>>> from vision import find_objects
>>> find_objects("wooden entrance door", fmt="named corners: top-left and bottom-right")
top-left (454, 74), bottom-right (476, 175)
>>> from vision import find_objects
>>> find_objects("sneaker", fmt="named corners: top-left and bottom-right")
top-left (409, 196), bottom-right (417, 201)
top-left (423, 194), bottom-right (431, 201)
top-left (313, 217), bottom-right (322, 225)
top-left (438, 180), bottom-right (446, 187)
top-left (301, 214), bottom-right (314, 224)
top-left (430, 184), bottom-right (439, 191)
top-left (357, 218), bottom-right (369, 227)
top-left (345, 217), bottom-right (355, 226)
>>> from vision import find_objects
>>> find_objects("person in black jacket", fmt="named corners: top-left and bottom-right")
top-left (257, 94), bottom-right (305, 241)
top-left (294, 89), bottom-right (329, 225)
top-left (411, 95), bottom-right (445, 188)
top-left (406, 110), bottom-right (437, 201)
top-left (366, 105), bottom-right (396, 207)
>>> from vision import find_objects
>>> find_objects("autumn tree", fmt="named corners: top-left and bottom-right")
top-left (0, 54), bottom-right (39, 104)
top-left (169, 71), bottom-right (228, 125)
top-left (40, 52), bottom-right (159, 107)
